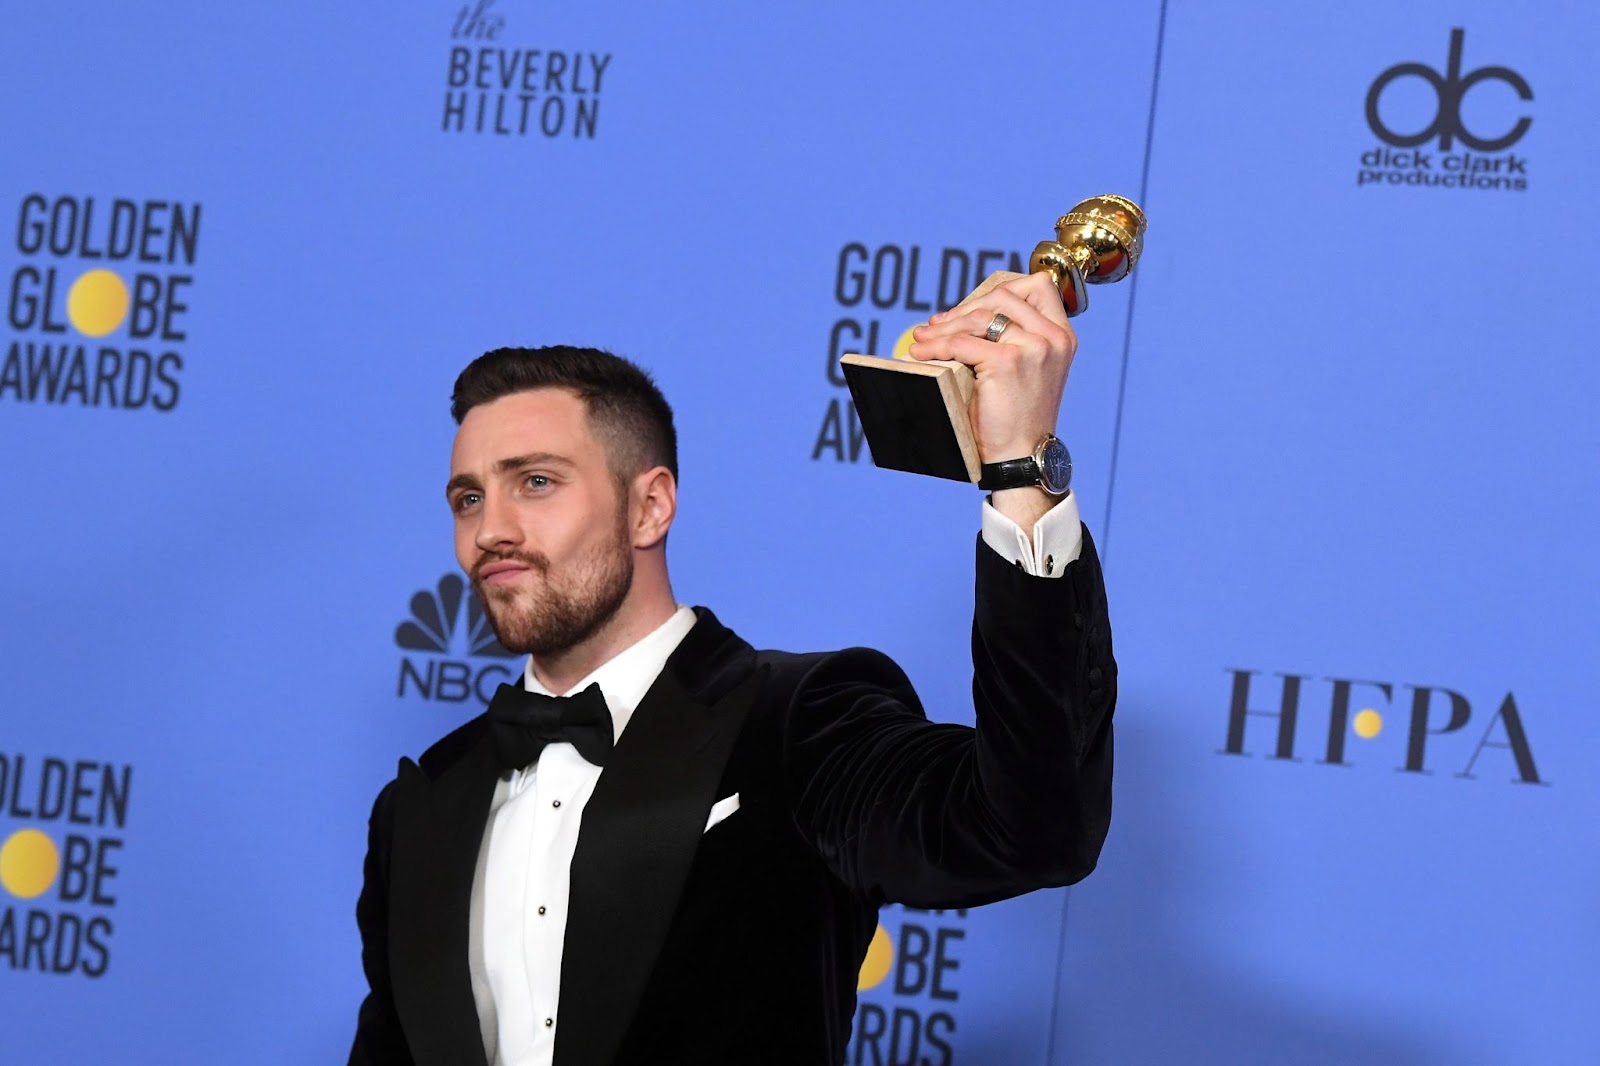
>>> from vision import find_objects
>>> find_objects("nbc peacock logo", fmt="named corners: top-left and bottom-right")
top-left (395, 573), bottom-right (521, 705)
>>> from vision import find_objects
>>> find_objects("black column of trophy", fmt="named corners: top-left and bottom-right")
top-left (839, 195), bottom-right (1147, 483)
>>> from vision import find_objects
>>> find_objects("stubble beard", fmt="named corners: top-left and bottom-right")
top-left (472, 511), bottom-right (634, 657)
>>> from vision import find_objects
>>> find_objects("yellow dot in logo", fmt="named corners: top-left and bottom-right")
top-left (0, 828), bottom-right (61, 899)
top-left (891, 324), bottom-right (919, 360)
top-left (1353, 709), bottom-right (1383, 739)
top-left (857, 923), bottom-right (893, 991)
top-left (67, 269), bottom-right (130, 337)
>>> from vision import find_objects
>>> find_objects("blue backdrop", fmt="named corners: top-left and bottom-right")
top-left (2, 2), bottom-right (1594, 1063)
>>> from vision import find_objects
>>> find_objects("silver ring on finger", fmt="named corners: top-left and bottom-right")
top-left (983, 312), bottom-right (1012, 343)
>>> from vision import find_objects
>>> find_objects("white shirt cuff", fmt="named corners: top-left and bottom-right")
top-left (980, 492), bottom-right (1083, 578)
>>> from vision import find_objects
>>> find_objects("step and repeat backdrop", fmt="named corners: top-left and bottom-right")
top-left (2, 2), bottom-right (1595, 1063)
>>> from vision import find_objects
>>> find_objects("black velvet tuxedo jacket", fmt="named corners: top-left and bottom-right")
top-left (350, 531), bottom-right (1116, 1066)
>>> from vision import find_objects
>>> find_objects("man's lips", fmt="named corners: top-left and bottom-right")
top-left (477, 561), bottom-right (532, 584)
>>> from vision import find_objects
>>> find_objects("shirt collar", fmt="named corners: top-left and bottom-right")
top-left (521, 605), bottom-right (698, 741)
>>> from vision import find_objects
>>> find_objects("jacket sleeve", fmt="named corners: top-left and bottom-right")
top-left (781, 526), bottom-right (1115, 908)
top-left (348, 781), bottom-right (416, 1066)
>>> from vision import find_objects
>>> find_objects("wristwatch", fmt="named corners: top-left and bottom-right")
top-left (978, 434), bottom-right (1072, 496)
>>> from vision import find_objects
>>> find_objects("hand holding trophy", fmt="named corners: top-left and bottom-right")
top-left (839, 196), bottom-right (1147, 488)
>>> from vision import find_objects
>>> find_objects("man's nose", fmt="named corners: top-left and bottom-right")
top-left (473, 490), bottom-right (522, 553)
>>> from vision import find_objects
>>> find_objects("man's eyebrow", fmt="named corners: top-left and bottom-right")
top-left (445, 453), bottom-right (577, 496)
top-left (444, 472), bottom-right (481, 497)
top-left (493, 452), bottom-right (576, 475)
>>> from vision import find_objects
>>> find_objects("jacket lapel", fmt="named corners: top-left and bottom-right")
top-left (553, 609), bottom-right (765, 1066)
top-left (387, 725), bottom-right (499, 1066)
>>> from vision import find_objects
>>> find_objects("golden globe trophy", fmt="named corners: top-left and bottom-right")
top-left (839, 195), bottom-right (1147, 483)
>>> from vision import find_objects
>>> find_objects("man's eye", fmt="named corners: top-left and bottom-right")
top-left (453, 492), bottom-right (481, 513)
top-left (524, 474), bottom-right (551, 489)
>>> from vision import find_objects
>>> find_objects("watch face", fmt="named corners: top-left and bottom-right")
top-left (1038, 437), bottom-right (1073, 495)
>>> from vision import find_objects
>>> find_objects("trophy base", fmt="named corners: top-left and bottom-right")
top-left (839, 355), bottom-right (981, 483)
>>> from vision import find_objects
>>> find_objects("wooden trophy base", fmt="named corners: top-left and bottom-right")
top-left (839, 354), bottom-right (980, 483)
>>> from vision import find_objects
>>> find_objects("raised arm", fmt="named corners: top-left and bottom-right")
top-left (786, 273), bottom-right (1115, 904)
top-left (781, 526), bottom-right (1114, 907)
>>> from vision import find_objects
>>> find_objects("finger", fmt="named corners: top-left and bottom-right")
top-left (949, 270), bottom-right (1058, 315)
top-left (948, 270), bottom-right (1026, 313)
top-left (912, 307), bottom-right (999, 348)
top-left (970, 270), bottom-right (1073, 327)
top-left (909, 328), bottom-right (1052, 370)
top-left (914, 296), bottom-right (1075, 372)
top-left (917, 287), bottom-right (1060, 344)
top-left (908, 331), bottom-right (1025, 371)
top-left (978, 285), bottom-right (1076, 357)
top-left (952, 270), bottom-right (1072, 327)
top-left (1012, 270), bottom-right (1074, 326)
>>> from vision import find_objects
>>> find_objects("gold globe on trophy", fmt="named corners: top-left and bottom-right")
top-left (840, 195), bottom-right (1147, 484)
top-left (1031, 194), bottom-right (1146, 317)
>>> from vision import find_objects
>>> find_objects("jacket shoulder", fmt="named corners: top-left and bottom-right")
top-left (754, 646), bottom-right (916, 705)
top-left (415, 712), bottom-right (488, 779)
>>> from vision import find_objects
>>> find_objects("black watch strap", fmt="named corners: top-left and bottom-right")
top-left (978, 455), bottom-right (1041, 491)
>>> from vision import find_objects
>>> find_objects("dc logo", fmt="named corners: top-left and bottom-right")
top-left (1365, 28), bottom-right (1532, 152)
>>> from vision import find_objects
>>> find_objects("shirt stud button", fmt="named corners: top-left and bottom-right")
top-left (552, 799), bottom-right (561, 808)
top-left (538, 905), bottom-right (547, 915)
top-left (1044, 554), bottom-right (1054, 574)
top-left (545, 1018), bottom-right (554, 1028)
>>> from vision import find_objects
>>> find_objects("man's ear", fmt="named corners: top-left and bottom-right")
top-left (630, 466), bottom-right (677, 549)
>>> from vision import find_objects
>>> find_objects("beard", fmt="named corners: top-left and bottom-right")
top-left (470, 510), bottom-right (634, 657)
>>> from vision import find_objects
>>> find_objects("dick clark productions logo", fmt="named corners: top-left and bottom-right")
top-left (1358, 28), bottom-right (1532, 192)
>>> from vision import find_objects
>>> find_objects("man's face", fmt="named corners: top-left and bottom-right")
top-left (447, 388), bottom-right (633, 656)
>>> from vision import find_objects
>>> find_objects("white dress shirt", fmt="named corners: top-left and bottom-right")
top-left (467, 494), bottom-right (1082, 1065)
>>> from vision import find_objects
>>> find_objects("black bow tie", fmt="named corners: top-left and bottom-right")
top-left (486, 681), bottom-right (614, 777)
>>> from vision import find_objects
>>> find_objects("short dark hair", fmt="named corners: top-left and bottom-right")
top-left (451, 345), bottom-right (678, 484)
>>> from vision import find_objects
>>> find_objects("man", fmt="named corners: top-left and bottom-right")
top-left (350, 270), bottom-right (1116, 1066)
